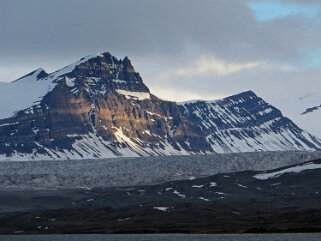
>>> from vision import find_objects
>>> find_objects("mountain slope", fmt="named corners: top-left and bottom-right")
top-left (0, 52), bottom-right (320, 160)
top-left (178, 92), bottom-right (320, 153)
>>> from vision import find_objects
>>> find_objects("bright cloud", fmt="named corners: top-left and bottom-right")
top-left (148, 85), bottom-right (223, 102)
top-left (175, 55), bottom-right (261, 76)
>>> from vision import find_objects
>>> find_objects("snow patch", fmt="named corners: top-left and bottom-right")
top-left (153, 206), bottom-right (170, 212)
top-left (173, 190), bottom-right (186, 199)
top-left (254, 162), bottom-right (321, 180)
top-left (65, 77), bottom-right (76, 87)
top-left (112, 79), bottom-right (127, 84)
top-left (236, 183), bottom-right (248, 189)
top-left (116, 89), bottom-right (150, 100)
top-left (192, 185), bottom-right (204, 188)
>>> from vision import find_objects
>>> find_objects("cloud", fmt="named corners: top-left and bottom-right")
top-left (173, 55), bottom-right (295, 77)
top-left (175, 55), bottom-right (260, 76)
top-left (1, 0), bottom-right (321, 67)
top-left (148, 86), bottom-right (220, 102)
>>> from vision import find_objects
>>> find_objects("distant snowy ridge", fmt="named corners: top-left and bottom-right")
top-left (0, 71), bottom-right (56, 119)
top-left (0, 55), bottom-right (111, 119)
top-left (302, 105), bottom-right (321, 115)
top-left (280, 92), bottom-right (321, 138)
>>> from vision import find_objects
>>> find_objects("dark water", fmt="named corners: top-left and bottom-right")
top-left (0, 234), bottom-right (320, 241)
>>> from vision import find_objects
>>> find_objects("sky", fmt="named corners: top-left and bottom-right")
top-left (0, 0), bottom-right (320, 134)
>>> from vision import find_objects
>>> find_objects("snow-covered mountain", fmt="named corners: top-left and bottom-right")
top-left (178, 93), bottom-right (321, 153)
top-left (0, 52), bottom-right (320, 160)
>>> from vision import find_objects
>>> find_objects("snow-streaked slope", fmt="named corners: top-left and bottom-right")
top-left (178, 91), bottom-right (321, 153)
top-left (0, 131), bottom-right (190, 161)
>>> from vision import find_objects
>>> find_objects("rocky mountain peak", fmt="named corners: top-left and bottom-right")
top-left (45, 52), bottom-right (150, 97)
top-left (234, 90), bottom-right (257, 98)
top-left (122, 56), bottom-right (134, 71)
top-left (218, 90), bottom-right (260, 105)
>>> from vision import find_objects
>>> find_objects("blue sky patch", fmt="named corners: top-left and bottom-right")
top-left (302, 48), bottom-right (321, 69)
top-left (248, 0), bottom-right (321, 21)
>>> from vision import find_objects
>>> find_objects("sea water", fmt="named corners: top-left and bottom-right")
top-left (0, 234), bottom-right (320, 241)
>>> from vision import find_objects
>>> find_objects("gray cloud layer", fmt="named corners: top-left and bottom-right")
top-left (0, 0), bottom-right (320, 128)
top-left (1, 0), bottom-right (321, 62)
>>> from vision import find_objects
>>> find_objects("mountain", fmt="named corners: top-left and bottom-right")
top-left (0, 52), bottom-right (320, 160)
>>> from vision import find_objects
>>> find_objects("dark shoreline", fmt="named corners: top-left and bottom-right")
top-left (2, 208), bottom-right (321, 235)
top-left (2, 160), bottom-right (321, 235)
